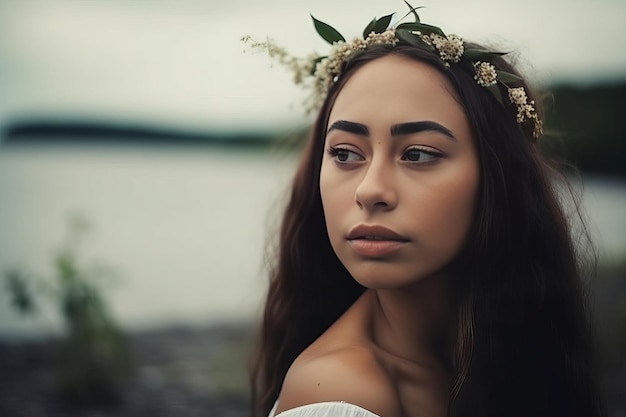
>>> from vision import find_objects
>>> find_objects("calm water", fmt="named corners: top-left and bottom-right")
top-left (0, 144), bottom-right (624, 336)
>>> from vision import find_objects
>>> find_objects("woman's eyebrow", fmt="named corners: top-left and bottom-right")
top-left (326, 120), bottom-right (369, 136)
top-left (390, 121), bottom-right (456, 140)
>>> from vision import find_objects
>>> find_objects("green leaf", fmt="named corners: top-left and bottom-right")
top-left (403, 0), bottom-right (422, 22)
top-left (309, 56), bottom-right (326, 76)
top-left (395, 22), bottom-right (420, 31)
top-left (371, 13), bottom-right (394, 34)
top-left (396, 29), bottom-right (433, 49)
top-left (362, 17), bottom-right (377, 38)
top-left (464, 49), bottom-right (508, 61)
top-left (4, 269), bottom-right (37, 315)
top-left (395, 22), bottom-right (445, 37)
top-left (487, 84), bottom-right (504, 105)
top-left (311, 15), bottom-right (345, 44)
top-left (496, 70), bottom-right (523, 83)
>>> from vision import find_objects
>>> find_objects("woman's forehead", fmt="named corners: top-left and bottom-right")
top-left (327, 55), bottom-right (469, 139)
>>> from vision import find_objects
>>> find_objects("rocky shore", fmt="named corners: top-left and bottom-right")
top-left (3, 320), bottom-right (625, 417)
top-left (0, 324), bottom-right (253, 417)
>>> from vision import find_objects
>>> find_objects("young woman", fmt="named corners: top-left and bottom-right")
top-left (247, 7), bottom-right (605, 417)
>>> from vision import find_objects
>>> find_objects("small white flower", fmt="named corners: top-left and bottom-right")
top-left (428, 33), bottom-right (464, 63)
top-left (473, 62), bottom-right (497, 87)
top-left (508, 87), bottom-right (528, 106)
top-left (313, 29), bottom-right (399, 105)
top-left (366, 30), bottom-right (398, 46)
top-left (507, 87), bottom-right (543, 138)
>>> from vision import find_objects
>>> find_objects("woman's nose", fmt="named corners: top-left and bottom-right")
top-left (354, 161), bottom-right (398, 211)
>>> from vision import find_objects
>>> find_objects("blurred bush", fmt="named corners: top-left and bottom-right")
top-left (3, 214), bottom-right (132, 406)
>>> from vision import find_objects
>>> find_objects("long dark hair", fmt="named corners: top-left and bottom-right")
top-left (250, 43), bottom-right (605, 417)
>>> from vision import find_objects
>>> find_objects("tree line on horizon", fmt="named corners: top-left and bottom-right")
top-left (541, 80), bottom-right (625, 178)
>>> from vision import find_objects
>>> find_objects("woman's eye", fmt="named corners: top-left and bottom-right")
top-left (327, 147), bottom-right (364, 164)
top-left (402, 148), bottom-right (442, 163)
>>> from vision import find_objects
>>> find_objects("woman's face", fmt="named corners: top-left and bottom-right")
top-left (319, 55), bottom-right (480, 290)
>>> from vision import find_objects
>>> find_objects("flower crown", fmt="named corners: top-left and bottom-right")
top-left (243, 2), bottom-right (543, 140)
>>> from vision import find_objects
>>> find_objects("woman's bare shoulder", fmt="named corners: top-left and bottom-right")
top-left (275, 342), bottom-right (400, 417)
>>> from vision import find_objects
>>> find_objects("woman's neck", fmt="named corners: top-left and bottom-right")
top-left (368, 274), bottom-right (452, 367)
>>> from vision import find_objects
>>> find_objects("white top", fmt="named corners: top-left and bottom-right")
top-left (269, 401), bottom-right (381, 417)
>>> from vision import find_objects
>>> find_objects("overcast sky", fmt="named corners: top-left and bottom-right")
top-left (1, 0), bottom-right (625, 133)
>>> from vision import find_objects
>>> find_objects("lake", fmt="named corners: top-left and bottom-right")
top-left (0, 144), bottom-right (624, 336)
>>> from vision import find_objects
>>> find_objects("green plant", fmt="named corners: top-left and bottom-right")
top-left (3, 214), bottom-right (133, 406)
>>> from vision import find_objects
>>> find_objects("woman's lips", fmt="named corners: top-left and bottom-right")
top-left (347, 225), bottom-right (410, 257)
top-left (348, 239), bottom-right (408, 257)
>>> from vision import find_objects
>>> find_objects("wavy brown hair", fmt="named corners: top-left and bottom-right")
top-left (250, 43), bottom-right (605, 417)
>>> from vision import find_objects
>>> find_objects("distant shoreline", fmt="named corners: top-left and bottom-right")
top-left (2, 120), bottom-right (280, 148)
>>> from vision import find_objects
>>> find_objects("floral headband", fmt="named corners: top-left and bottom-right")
top-left (243, 2), bottom-right (543, 140)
